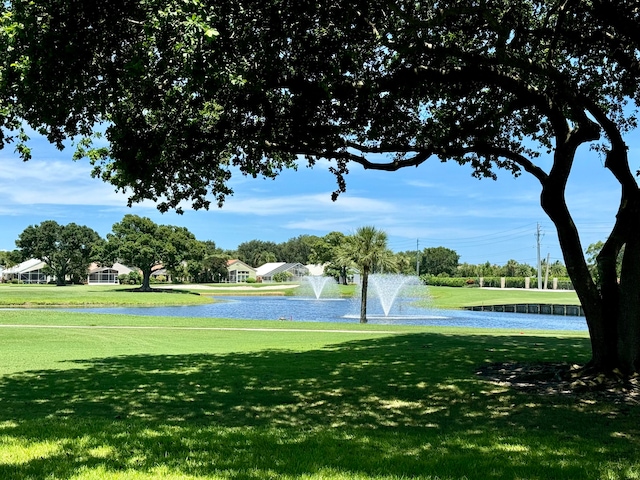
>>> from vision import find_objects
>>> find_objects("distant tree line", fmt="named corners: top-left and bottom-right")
top-left (4, 218), bottom-right (598, 289)
top-left (2, 215), bottom-right (228, 289)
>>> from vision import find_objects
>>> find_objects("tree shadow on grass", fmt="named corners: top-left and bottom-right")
top-left (0, 332), bottom-right (637, 479)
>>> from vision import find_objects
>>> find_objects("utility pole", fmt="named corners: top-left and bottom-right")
top-left (544, 253), bottom-right (551, 290)
top-left (536, 223), bottom-right (543, 289)
top-left (416, 239), bottom-right (420, 276)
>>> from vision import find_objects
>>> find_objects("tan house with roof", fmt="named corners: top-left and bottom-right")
top-left (227, 259), bottom-right (256, 283)
top-left (87, 262), bottom-right (136, 285)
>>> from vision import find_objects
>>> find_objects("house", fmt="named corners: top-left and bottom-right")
top-left (150, 264), bottom-right (171, 283)
top-left (2, 258), bottom-right (50, 284)
top-left (87, 262), bottom-right (135, 285)
top-left (227, 259), bottom-right (256, 283)
top-left (255, 262), bottom-right (309, 282)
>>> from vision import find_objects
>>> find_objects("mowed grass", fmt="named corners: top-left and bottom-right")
top-left (425, 285), bottom-right (580, 309)
top-left (0, 307), bottom-right (638, 479)
top-left (0, 284), bottom-right (213, 307)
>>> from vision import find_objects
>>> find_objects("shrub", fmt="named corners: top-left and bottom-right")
top-left (245, 277), bottom-right (257, 283)
top-left (420, 276), bottom-right (469, 287)
top-left (119, 272), bottom-right (142, 285)
top-left (554, 277), bottom-right (574, 290)
top-left (480, 276), bottom-right (502, 288)
top-left (128, 271), bottom-right (142, 285)
top-left (505, 277), bottom-right (527, 288)
top-left (273, 271), bottom-right (293, 283)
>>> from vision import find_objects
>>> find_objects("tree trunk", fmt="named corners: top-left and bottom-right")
top-left (613, 194), bottom-right (640, 372)
top-left (54, 264), bottom-right (67, 286)
top-left (360, 269), bottom-right (369, 323)
top-left (541, 142), bottom-right (640, 374)
top-left (140, 269), bottom-right (153, 292)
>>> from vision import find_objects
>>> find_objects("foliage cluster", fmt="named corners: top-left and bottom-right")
top-left (118, 271), bottom-right (142, 286)
top-left (14, 220), bottom-right (102, 286)
top-left (421, 276), bottom-right (473, 288)
top-left (423, 275), bottom-right (575, 290)
top-left (236, 236), bottom-right (320, 266)
top-left (272, 271), bottom-right (293, 283)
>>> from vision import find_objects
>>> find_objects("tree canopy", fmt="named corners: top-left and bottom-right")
top-left (15, 221), bottom-right (102, 286)
top-left (236, 240), bottom-right (280, 267)
top-left (3, 0), bottom-right (640, 372)
top-left (102, 214), bottom-right (201, 291)
top-left (420, 247), bottom-right (460, 277)
top-left (0, 249), bottom-right (22, 269)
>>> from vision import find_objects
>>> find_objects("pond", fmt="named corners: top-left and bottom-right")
top-left (71, 295), bottom-right (589, 331)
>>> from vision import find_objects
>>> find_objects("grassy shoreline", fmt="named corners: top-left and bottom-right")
top-left (0, 283), bottom-right (580, 309)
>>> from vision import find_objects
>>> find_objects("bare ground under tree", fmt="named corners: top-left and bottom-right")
top-left (476, 362), bottom-right (640, 406)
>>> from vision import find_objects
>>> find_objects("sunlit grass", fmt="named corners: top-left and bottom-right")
top-left (0, 308), bottom-right (636, 479)
top-left (425, 285), bottom-right (580, 309)
top-left (0, 284), bottom-right (212, 307)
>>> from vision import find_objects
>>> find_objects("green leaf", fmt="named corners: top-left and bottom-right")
top-left (204, 28), bottom-right (218, 38)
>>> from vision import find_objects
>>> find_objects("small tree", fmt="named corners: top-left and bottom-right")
top-left (419, 247), bottom-right (460, 277)
top-left (272, 271), bottom-right (293, 283)
top-left (337, 226), bottom-right (394, 323)
top-left (309, 231), bottom-right (350, 285)
top-left (184, 240), bottom-right (229, 283)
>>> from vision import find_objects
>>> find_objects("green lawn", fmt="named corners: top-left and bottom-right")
top-left (0, 284), bottom-right (212, 307)
top-left (0, 307), bottom-right (637, 479)
top-left (425, 285), bottom-right (580, 309)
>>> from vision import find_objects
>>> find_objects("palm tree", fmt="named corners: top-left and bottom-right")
top-left (253, 250), bottom-right (277, 267)
top-left (338, 226), bottom-right (394, 323)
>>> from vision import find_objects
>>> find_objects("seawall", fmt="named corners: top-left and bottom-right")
top-left (464, 303), bottom-right (584, 317)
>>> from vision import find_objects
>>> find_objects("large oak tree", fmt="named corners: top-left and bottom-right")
top-left (102, 214), bottom-right (201, 291)
top-left (16, 221), bottom-right (102, 286)
top-left (2, 0), bottom-right (640, 373)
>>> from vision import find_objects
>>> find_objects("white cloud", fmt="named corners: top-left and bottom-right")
top-left (219, 192), bottom-right (397, 216)
top-left (405, 180), bottom-right (439, 189)
top-left (284, 217), bottom-right (361, 232)
top-left (0, 157), bottom-right (158, 210)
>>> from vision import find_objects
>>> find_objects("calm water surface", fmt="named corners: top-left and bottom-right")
top-left (70, 295), bottom-right (588, 331)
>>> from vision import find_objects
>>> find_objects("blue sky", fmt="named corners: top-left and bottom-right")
top-left (0, 131), bottom-right (628, 266)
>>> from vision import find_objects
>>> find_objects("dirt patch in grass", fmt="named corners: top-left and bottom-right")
top-left (477, 361), bottom-right (640, 405)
